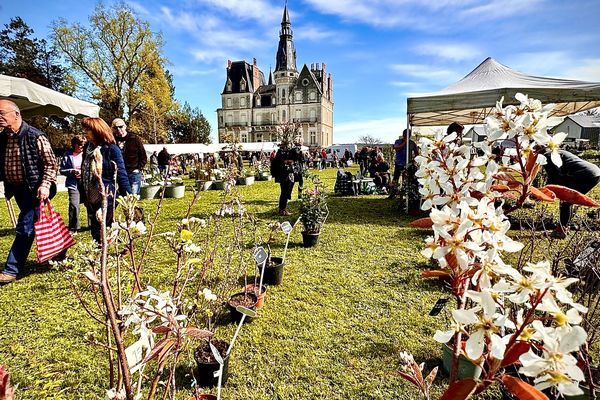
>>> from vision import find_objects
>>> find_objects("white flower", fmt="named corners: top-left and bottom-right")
top-left (202, 288), bottom-right (217, 302)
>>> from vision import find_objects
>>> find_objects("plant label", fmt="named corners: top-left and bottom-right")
top-left (253, 246), bottom-right (268, 264)
top-left (125, 339), bottom-right (147, 373)
top-left (429, 297), bottom-right (448, 316)
top-left (236, 306), bottom-right (258, 318)
top-left (209, 342), bottom-right (224, 366)
top-left (281, 221), bottom-right (293, 235)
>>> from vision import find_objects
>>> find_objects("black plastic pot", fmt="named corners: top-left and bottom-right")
top-left (227, 292), bottom-right (257, 323)
top-left (301, 231), bottom-right (320, 248)
top-left (194, 340), bottom-right (230, 387)
top-left (258, 256), bottom-right (284, 285)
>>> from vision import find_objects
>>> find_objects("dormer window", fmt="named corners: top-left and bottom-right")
top-left (240, 77), bottom-right (247, 91)
top-left (226, 78), bottom-right (232, 92)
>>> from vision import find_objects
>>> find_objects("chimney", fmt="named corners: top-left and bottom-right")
top-left (252, 58), bottom-right (260, 92)
top-left (227, 59), bottom-right (232, 69)
top-left (328, 73), bottom-right (332, 101)
top-left (316, 63), bottom-right (320, 70)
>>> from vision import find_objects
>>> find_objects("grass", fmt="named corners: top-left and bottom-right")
top-left (0, 167), bottom-right (597, 399)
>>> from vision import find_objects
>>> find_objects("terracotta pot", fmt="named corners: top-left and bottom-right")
top-left (245, 283), bottom-right (267, 309)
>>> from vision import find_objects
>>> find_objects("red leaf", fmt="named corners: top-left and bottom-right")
top-left (501, 341), bottom-right (531, 368)
top-left (501, 375), bottom-right (549, 400)
top-left (410, 217), bottom-right (433, 228)
top-left (491, 184), bottom-right (511, 193)
top-left (182, 327), bottom-right (213, 339)
top-left (440, 378), bottom-right (478, 400)
top-left (141, 338), bottom-right (174, 364)
top-left (529, 186), bottom-right (556, 202)
top-left (544, 185), bottom-right (600, 207)
top-left (421, 270), bottom-right (451, 278)
top-left (494, 172), bottom-right (519, 183)
top-left (152, 325), bottom-right (171, 334)
top-left (398, 371), bottom-right (419, 386)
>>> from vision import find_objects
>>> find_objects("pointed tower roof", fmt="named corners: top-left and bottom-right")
top-left (268, 67), bottom-right (274, 85)
top-left (275, 4), bottom-right (297, 72)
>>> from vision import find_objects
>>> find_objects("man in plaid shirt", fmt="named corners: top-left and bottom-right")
top-left (0, 100), bottom-right (58, 284)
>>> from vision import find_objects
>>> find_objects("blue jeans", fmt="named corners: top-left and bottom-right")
top-left (128, 171), bottom-right (142, 195)
top-left (4, 185), bottom-right (40, 276)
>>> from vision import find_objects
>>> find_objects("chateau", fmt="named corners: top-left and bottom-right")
top-left (216, 6), bottom-right (333, 148)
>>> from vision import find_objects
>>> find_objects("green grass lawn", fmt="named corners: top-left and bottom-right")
top-left (0, 167), bottom-right (597, 399)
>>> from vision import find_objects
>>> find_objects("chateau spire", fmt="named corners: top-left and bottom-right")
top-left (275, 4), bottom-right (296, 72)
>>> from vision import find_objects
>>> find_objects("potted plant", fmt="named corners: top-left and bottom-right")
top-left (298, 174), bottom-right (329, 248)
top-left (212, 169), bottom-right (225, 190)
top-left (139, 175), bottom-right (162, 200)
top-left (236, 168), bottom-right (255, 186)
top-left (196, 166), bottom-right (214, 191)
top-left (164, 177), bottom-right (185, 198)
top-left (255, 156), bottom-right (272, 181)
top-left (399, 94), bottom-right (597, 400)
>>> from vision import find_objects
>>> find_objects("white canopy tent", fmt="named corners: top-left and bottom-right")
top-left (0, 74), bottom-right (100, 118)
top-left (407, 57), bottom-right (600, 127)
top-left (144, 141), bottom-right (308, 156)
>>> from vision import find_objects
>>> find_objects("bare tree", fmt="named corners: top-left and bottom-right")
top-left (358, 134), bottom-right (383, 145)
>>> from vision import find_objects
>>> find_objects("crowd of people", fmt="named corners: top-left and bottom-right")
top-left (1, 97), bottom-right (599, 284)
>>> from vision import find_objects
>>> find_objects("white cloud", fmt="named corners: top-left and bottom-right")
top-left (566, 59), bottom-right (600, 82)
top-left (169, 66), bottom-right (220, 77)
top-left (295, 25), bottom-right (342, 42)
top-left (335, 117), bottom-right (407, 143)
top-left (390, 63), bottom-right (460, 82)
top-left (195, 0), bottom-right (281, 24)
top-left (414, 43), bottom-right (482, 62)
top-left (460, 0), bottom-right (545, 19)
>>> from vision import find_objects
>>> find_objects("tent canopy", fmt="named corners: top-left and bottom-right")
top-left (144, 142), bottom-right (308, 156)
top-left (407, 57), bottom-right (600, 126)
top-left (0, 74), bottom-right (100, 118)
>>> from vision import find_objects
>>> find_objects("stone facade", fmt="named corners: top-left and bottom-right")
top-left (216, 6), bottom-right (333, 148)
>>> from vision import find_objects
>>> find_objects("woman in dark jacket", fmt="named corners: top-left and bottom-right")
top-left (272, 140), bottom-right (302, 216)
top-left (80, 117), bottom-right (132, 243)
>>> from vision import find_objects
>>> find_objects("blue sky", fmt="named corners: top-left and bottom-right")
top-left (2, 0), bottom-right (600, 143)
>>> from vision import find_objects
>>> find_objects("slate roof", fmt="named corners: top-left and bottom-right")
top-left (223, 61), bottom-right (265, 94)
top-left (567, 114), bottom-right (600, 128)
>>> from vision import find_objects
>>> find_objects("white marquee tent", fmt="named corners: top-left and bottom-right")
top-left (0, 74), bottom-right (100, 118)
top-left (407, 57), bottom-right (600, 127)
top-left (144, 142), bottom-right (307, 156)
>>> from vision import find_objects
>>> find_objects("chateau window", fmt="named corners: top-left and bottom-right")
top-left (241, 113), bottom-right (247, 125)
top-left (295, 91), bottom-right (302, 102)
top-left (295, 109), bottom-right (302, 121)
top-left (282, 109), bottom-right (287, 122)
top-left (256, 114), bottom-right (261, 125)
top-left (309, 91), bottom-right (316, 101)
top-left (226, 78), bottom-right (232, 92)
top-left (227, 98), bottom-right (232, 108)
top-left (226, 114), bottom-right (233, 126)
top-left (240, 78), bottom-right (246, 91)
top-left (241, 97), bottom-right (246, 107)
top-left (310, 109), bottom-right (316, 122)
top-left (310, 131), bottom-right (316, 145)
top-left (241, 132), bottom-right (248, 142)
top-left (256, 133), bottom-right (263, 142)
top-left (281, 89), bottom-right (286, 103)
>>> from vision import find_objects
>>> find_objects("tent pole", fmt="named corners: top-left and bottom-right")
top-left (405, 113), bottom-right (411, 213)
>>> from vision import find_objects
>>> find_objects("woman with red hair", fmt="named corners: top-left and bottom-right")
top-left (80, 117), bottom-right (131, 242)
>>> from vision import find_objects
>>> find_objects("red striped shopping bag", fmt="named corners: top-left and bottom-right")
top-left (34, 200), bottom-right (76, 263)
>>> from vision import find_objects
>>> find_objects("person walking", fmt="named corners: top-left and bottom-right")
top-left (80, 117), bottom-right (132, 243)
top-left (149, 151), bottom-right (159, 175)
top-left (0, 100), bottom-right (58, 284)
top-left (157, 147), bottom-right (170, 177)
top-left (60, 135), bottom-right (86, 233)
top-left (272, 138), bottom-right (302, 216)
top-left (111, 118), bottom-right (147, 195)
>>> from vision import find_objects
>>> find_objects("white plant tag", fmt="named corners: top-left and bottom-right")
top-left (210, 342), bottom-right (224, 365)
top-left (253, 246), bottom-right (268, 264)
top-left (281, 221), bottom-right (293, 234)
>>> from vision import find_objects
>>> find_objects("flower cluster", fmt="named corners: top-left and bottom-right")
top-left (413, 94), bottom-right (588, 397)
